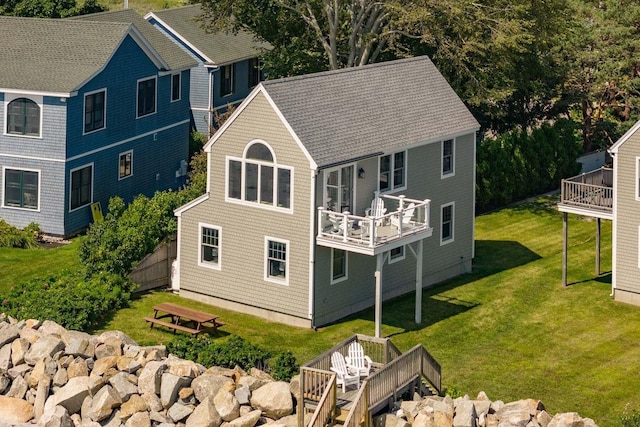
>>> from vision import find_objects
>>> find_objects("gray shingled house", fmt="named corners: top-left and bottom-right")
top-left (145, 5), bottom-right (271, 135)
top-left (174, 56), bottom-right (480, 332)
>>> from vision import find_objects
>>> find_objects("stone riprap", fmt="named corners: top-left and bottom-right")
top-left (0, 315), bottom-right (597, 427)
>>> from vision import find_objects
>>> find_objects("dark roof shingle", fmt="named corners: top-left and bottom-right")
top-left (261, 56), bottom-right (480, 168)
top-left (149, 4), bottom-right (271, 65)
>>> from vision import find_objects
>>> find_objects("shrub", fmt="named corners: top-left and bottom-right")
top-left (0, 270), bottom-right (136, 331)
top-left (270, 350), bottom-right (299, 381)
top-left (0, 220), bottom-right (42, 249)
top-left (476, 119), bottom-right (582, 212)
top-left (167, 335), bottom-right (271, 371)
top-left (622, 406), bottom-right (640, 427)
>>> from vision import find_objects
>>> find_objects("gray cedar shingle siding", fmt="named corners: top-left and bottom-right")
top-left (150, 5), bottom-right (271, 65)
top-left (261, 56), bottom-right (480, 168)
top-left (0, 17), bottom-right (130, 93)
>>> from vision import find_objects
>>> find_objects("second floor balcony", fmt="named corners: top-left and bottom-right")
top-left (316, 194), bottom-right (433, 256)
top-left (558, 167), bottom-right (613, 219)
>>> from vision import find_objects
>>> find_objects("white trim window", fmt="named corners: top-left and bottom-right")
top-left (5, 94), bottom-right (42, 138)
top-left (636, 157), bottom-right (640, 201)
top-left (221, 63), bottom-right (235, 96)
top-left (331, 249), bottom-right (348, 284)
top-left (389, 246), bottom-right (405, 264)
top-left (265, 237), bottom-right (289, 285)
top-left (2, 167), bottom-right (39, 210)
top-left (379, 151), bottom-right (406, 193)
top-left (171, 73), bottom-right (181, 102)
top-left (440, 202), bottom-right (454, 245)
top-left (119, 150), bottom-right (133, 180)
top-left (249, 58), bottom-right (261, 88)
top-left (199, 224), bottom-right (221, 270)
top-left (137, 76), bottom-right (157, 118)
top-left (442, 138), bottom-right (455, 178)
top-left (84, 89), bottom-right (106, 134)
top-left (69, 163), bottom-right (93, 211)
top-left (227, 141), bottom-right (292, 212)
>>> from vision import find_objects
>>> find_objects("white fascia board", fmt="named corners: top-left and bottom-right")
top-left (174, 193), bottom-right (210, 217)
top-left (0, 88), bottom-right (73, 98)
top-left (609, 119), bottom-right (640, 154)
top-left (144, 13), bottom-right (215, 65)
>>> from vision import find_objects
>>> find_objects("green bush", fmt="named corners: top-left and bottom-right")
top-left (0, 220), bottom-right (42, 249)
top-left (168, 335), bottom-right (271, 371)
top-left (622, 406), bottom-right (640, 427)
top-left (476, 119), bottom-right (582, 212)
top-left (270, 350), bottom-right (299, 381)
top-left (0, 270), bottom-right (136, 331)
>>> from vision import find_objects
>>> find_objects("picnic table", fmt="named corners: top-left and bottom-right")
top-left (144, 302), bottom-right (225, 336)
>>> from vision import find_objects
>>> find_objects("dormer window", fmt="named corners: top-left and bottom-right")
top-left (227, 141), bottom-right (292, 211)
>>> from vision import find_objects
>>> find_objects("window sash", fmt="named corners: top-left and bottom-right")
top-left (332, 249), bottom-right (346, 281)
top-left (442, 204), bottom-right (453, 241)
top-left (137, 78), bottom-right (156, 117)
top-left (119, 152), bottom-right (132, 179)
top-left (267, 240), bottom-right (287, 279)
top-left (71, 166), bottom-right (92, 210)
top-left (7, 98), bottom-right (40, 136)
top-left (84, 91), bottom-right (105, 133)
top-left (4, 169), bottom-right (38, 209)
top-left (442, 139), bottom-right (454, 175)
top-left (249, 58), bottom-right (261, 88)
top-left (379, 152), bottom-right (405, 192)
top-left (221, 64), bottom-right (235, 96)
top-left (171, 74), bottom-right (181, 101)
top-left (201, 227), bottom-right (219, 264)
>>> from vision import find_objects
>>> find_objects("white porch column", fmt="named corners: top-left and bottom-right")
top-left (415, 240), bottom-right (423, 324)
top-left (375, 253), bottom-right (383, 338)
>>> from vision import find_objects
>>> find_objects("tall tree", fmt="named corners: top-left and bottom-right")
top-left (0, 0), bottom-right (106, 17)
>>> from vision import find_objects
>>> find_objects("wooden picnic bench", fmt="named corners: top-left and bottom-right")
top-left (144, 302), bottom-right (225, 337)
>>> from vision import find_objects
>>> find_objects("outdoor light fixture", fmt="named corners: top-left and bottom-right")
top-left (358, 167), bottom-right (365, 179)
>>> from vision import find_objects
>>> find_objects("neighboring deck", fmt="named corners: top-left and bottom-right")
top-left (299, 335), bottom-right (441, 427)
top-left (316, 195), bottom-right (433, 256)
top-left (558, 167), bottom-right (613, 219)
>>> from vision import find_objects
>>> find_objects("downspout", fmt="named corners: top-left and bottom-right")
top-left (308, 168), bottom-right (318, 328)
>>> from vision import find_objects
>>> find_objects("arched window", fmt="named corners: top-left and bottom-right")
top-left (227, 141), bottom-right (292, 210)
top-left (7, 98), bottom-right (40, 136)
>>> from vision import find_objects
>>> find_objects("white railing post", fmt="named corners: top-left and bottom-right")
top-left (342, 212), bottom-right (350, 242)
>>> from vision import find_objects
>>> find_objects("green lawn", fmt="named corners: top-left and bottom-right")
top-left (4, 197), bottom-right (638, 426)
top-left (102, 0), bottom-right (189, 14)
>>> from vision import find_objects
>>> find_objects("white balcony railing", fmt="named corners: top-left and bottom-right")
top-left (316, 195), bottom-right (431, 251)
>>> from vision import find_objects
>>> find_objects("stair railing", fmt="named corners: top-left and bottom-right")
top-left (306, 372), bottom-right (337, 427)
top-left (343, 380), bottom-right (370, 427)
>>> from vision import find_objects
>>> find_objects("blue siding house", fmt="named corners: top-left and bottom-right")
top-left (0, 11), bottom-right (197, 237)
top-left (145, 5), bottom-right (271, 136)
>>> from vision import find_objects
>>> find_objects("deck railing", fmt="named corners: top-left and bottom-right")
top-left (560, 167), bottom-right (613, 212)
top-left (304, 371), bottom-right (337, 427)
top-left (343, 380), bottom-right (370, 427)
top-left (316, 196), bottom-right (431, 248)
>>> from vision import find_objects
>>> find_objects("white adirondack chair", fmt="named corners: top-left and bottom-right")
top-left (345, 342), bottom-right (373, 377)
top-left (330, 352), bottom-right (359, 392)
top-left (390, 202), bottom-right (416, 230)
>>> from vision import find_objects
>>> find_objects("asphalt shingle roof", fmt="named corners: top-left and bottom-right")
top-left (260, 56), bottom-right (480, 168)
top-left (0, 16), bottom-right (131, 93)
top-left (73, 9), bottom-right (196, 71)
top-left (150, 4), bottom-right (271, 65)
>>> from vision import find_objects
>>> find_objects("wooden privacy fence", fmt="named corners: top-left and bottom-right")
top-left (129, 235), bottom-right (177, 293)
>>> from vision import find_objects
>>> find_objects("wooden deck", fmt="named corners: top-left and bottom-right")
top-left (299, 335), bottom-right (441, 427)
top-left (558, 167), bottom-right (613, 219)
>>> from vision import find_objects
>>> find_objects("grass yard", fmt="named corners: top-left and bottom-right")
top-left (3, 197), bottom-right (637, 426)
top-left (102, 0), bottom-right (188, 14)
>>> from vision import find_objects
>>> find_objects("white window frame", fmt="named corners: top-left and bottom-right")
top-left (441, 138), bottom-right (455, 178)
top-left (331, 248), bottom-right (348, 284)
top-left (69, 163), bottom-right (94, 212)
top-left (136, 76), bottom-right (157, 118)
top-left (198, 223), bottom-right (221, 270)
top-left (264, 236), bottom-right (289, 285)
top-left (440, 202), bottom-right (455, 245)
top-left (225, 140), bottom-right (294, 213)
top-left (636, 156), bottom-right (640, 201)
top-left (118, 150), bottom-right (133, 181)
top-left (171, 72), bottom-right (181, 102)
top-left (389, 246), bottom-right (405, 264)
top-left (83, 88), bottom-right (107, 135)
top-left (378, 150), bottom-right (407, 193)
top-left (1, 166), bottom-right (41, 211)
top-left (3, 94), bottom-right (43, 139)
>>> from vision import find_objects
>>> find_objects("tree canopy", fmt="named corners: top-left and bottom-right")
top-left (0, 0), bottom-right (106, 18)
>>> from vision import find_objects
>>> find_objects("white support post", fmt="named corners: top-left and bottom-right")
top-left (415, 240), bottom-right (423, 324)
top-left (375, 253), bottom-right (383, 338)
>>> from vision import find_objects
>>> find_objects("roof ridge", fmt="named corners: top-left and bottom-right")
top-left (262, 56), bottom-right (429, 86)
